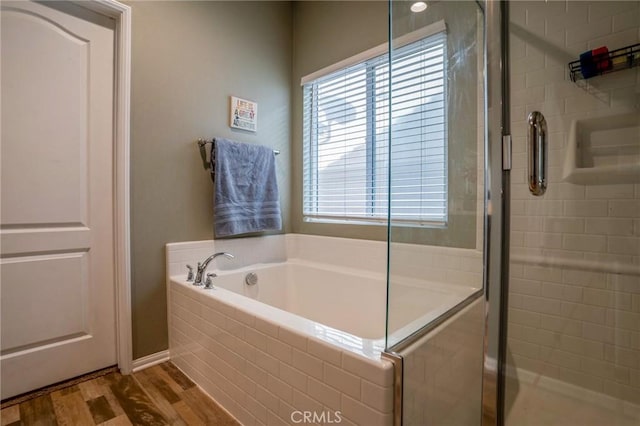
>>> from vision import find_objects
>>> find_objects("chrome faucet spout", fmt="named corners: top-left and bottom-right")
top-left (193, 252), bottom-right (234, 285)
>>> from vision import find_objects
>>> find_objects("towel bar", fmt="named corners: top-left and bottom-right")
top-left (197, 138), bottom-right (280, 155)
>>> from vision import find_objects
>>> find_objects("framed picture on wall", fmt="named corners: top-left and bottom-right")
top-left (230, 96), bottom-right (258, 132)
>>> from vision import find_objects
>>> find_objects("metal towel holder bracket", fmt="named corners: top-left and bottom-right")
top-left (197, 138), bottom-right (280, 171)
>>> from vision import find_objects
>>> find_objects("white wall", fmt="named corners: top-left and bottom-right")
top-left (507, 0), bottom-right (640, 406)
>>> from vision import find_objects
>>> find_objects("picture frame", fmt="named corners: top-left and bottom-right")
top-left (229, 96), bottom-right (258, 132)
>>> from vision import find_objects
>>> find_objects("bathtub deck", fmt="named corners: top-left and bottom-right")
top-left (0, 362), bottom-right (239, 426)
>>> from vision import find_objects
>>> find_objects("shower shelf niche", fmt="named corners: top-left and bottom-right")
top-left (562, 112), bottom-right (640, 185)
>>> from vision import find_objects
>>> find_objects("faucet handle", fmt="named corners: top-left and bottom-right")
top-left (186, 264), bottom-right (194, 282)
top-left (204, 272), bottom-right (217, 289)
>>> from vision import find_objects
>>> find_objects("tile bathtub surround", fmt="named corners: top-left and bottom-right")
top-left (402, 300), bottom-right (484, 426)
top-left (169, 281), bottom-right (394, 426)
top-left (508, 0), bottom-right (640, 407)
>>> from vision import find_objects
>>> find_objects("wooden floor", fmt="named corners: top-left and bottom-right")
top-left (0, 362), bottom-right (240, 426)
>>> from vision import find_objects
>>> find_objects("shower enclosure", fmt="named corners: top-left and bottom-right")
top-left (384, 0), bottom-right (487, 425)
top-left (384, 1), bottom-right (639, 425)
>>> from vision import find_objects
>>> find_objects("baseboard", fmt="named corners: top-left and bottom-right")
top-left (509, 366), bottom-right (640, 419)
top-left (132, 350), bottom-right (170, 373)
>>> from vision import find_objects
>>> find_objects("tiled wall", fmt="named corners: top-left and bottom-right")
top-left (169, 281), bottom-right (394, 426)
top-left (402, 299), bottom-right (484, 425)
top-left (508, 0), bottom-right (640, 406)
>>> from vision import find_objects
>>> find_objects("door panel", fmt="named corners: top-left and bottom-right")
top-left (1, 1), bottom-right (116, 399)
top-left (1, 253), bottom-right (89, 351)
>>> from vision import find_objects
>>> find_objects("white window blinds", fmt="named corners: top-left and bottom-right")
top-left (303, 30), bottom-right (447, 226)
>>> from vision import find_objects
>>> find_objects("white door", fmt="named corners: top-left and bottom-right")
top-left (1, 1), bottom-right (117, 399)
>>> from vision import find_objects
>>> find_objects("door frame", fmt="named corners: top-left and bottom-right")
top-left (481, 0), bottom-right (510, 424)
top-left (70, 0), bottom-right (133, 374)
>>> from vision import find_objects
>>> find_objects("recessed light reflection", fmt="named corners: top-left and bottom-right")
top-left (410, 1), bottom-right (427, 13)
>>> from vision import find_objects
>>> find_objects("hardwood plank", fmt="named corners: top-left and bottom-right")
top-left (51, 390), bottom-right (94, 426)
top-left (56, 387), bottom-right (78, 398)
top-left (105, 373), bottom-right (168, 425)
top-left (131, 372), bottom-right (185, 426)
top-left (95, 376), bottom-right (125, 417)
top-left (172, 400), bottom-right (205, 426)
top-left (137, 369), bottom-right (180, 404)
top-left (19, 394), bottom-right (58, 426)
top-left (158, 363), bottom-right (194, 391)
top-left (78, 379), bottom-right (103, 401)
top-left (0, 405), bottom-right (20, 425)
top-left (181, 387), bottom-right (240, 426)
top-left (87, 396), bottom-right (116, 424)
top-left (146, 365), bottom-right (184, 397)
top-left (97, 414), bottom-right (132, 426)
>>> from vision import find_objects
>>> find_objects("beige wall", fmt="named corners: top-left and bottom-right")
top-left (291, 1), bottom-right (389, 241)
top-left (129, 1), bottom-right (292, 358)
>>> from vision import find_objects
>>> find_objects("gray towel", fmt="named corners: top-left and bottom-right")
top-left (213, 138), bottom-right (282, 237)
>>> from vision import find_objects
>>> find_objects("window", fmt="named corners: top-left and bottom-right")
top-left (302, 28), bottom-right (447, 226)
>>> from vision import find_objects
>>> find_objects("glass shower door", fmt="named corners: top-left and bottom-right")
top-left (385, 1), bottom-right (488, 424)
top-left (504, 1), bottom-right (640, 425)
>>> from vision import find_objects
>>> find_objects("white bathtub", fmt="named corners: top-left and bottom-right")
top-left (166, 234), bottom-right (482, 425)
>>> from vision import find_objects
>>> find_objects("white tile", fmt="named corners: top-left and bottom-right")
top-left (606, 310), bottom-right (640, 332)
top-left (361, 380), bottom-right (393, 414)
top-left (323, 363), bottom-right (361, 399)
top-left (510, 278), bottom-right (542, 296)
top-left (266, 336), bottom-right (293, 363)
top-left (292, 349), bottom-right (323, 380)
top-left (604, 344), bottom-right (640, 370)
top-left (564, 200), bottom-right (609, 217)
top-left (608, 201), bottom-right (640, 218)
top-left (562, 234), bottom-right (607, 252)
top-left (608, 274), bottom-right (640, 295)
top-left (566, 15), bottom-right (612, 45)
top-left (583, 288), bottom-right (633, 310)
top-left (585, 218), bottom-right (634, 236)
top-left (559, 335), bottom-right (605, 359)
top-left (307, 377), bottom-right (341, 411)
top-left (255, 316), bottom-right (279, 338)
top-left (246, 362), bottom-right (269, 388)
top-left (256, 384), bottom-right (280, 413)
top-left (267, 374), bottom-right (293, 404)
top-left (561, 301), bottom-right (607, 324)
top-left (279, 362), bottom-right (307, 393)
top-left (608, 237), bottom-right (640, 256)
top-left (509, 308), bottom-right (541, 328)
top-left (613, 9), bottom-right (640, 33)
top-left (563, 270), bottom-right (607, 289)
top-left (340, 394), bottom-right (390, 426)
top-left (245, 327), bottom-right (268, 351)
top-left (277, 400), bottom-right (297, 425)
top-left (520, 295), bottom-right (562, 316)
top-left (245, 395), bottom-right (268, 424)
top-left (266, 409), bottom-right (288, 426)
top-left (278, 326), bottom-right (307, 352)
top-left (291, 389), bottom-right (323, 414)
top-left (540, 282), bottom-right (583, 302)
top-left (341, 352), bottom-right (393, 388)
top-left (539, 314), bottom-right (582, 337)
top-left (586, 185), bottom-right (635, 199)
top-left (255, 351), bottom-right (280, 376)
top-left (307, 338), bottom-right (342, 366)
top-left (581, 357), bottom-right (630, 383)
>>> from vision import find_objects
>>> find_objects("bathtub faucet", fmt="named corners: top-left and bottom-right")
top-left (193, 252), bottom-right (234, 286)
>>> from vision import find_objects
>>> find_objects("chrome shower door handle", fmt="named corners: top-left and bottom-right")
top-left (527, 111), bottom-right (548, 196)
